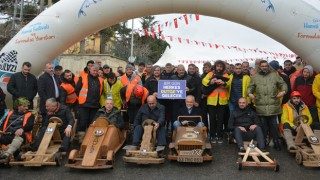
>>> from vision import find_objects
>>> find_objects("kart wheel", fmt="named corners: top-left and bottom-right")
top-left (54, 152), bottom-right (61, 166)
top-left (295, 152), bottom-right (303, 165)
top-left (107, 150), bottom-right (115, 169)
top-left (68, 149), bottom-right (78, 164)
top-left (237, 157), bottom-right (242, 170)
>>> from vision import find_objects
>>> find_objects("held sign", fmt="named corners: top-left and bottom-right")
top-left (158, 80), bottom-right (186, 99)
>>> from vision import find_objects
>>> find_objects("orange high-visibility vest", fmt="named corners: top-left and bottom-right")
top-left (78, 75), bottom-right (104, 104)
top-left (205, 72), bottom-right (229, 106)
top-left (125, 84), bottom-right (148, 104)
top-left (60, 76), bottom-right (79, 104)
top-left (120, 74), bottom-right (141, 86)
top-left (3, 111), bottom-right (32, 142)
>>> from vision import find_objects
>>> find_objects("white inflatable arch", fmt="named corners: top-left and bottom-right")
top-left (0, 0), bottom-right (319, 88)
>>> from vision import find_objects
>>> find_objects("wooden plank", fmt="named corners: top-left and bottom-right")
top-left (254, 147), bottom-right (274, 163)
top-left (140, 126), bottom-right (154, 151)
top-left (81, 127), bottom-right (107, 167)
top-left (295, 126), bottom-right (305, 143)
top-left (252, 155), bottom-right (261, 164)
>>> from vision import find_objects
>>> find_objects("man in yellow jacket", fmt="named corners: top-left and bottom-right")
top-left (281, 91), bottom-right (320, 150)
top-left (202, 60), bottom-right (229, 144)
top-left (312, 74), bottom-right (320, 122)
top-left (100, 72), bottom-right (123, 110)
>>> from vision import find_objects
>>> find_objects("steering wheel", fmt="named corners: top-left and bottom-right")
top-left (142, 119), bottom-right (156, 126)
top-left (293, 115), bottom-right (309, 126)
top-left (182, 120), bottom-right (197, 127)
top-left (49, 117), bottom-right (63, 127)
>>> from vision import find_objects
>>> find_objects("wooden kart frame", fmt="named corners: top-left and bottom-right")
top-left (65, 117), bottom-right (126, 169)
top-left (123, 119), bottom-right (165, 164)
top-left (167, 116), bottom-right (212, 163)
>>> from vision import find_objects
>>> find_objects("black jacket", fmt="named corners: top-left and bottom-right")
top-left (188, 73), bottom-right (202, 103)
top-left (279, 72), bottom-right (291, 105)
top-left (38, 72), bottom-right (58, 113)
top-left (228, 106), bottom-right (261, 130)
top-left (177, 106), bottom-right (201, 124)
top-left (45, 104), bottom-right (75, 129)
top-left (172, 72), bottom-right (196, 97)
top-left (134, 103), bottom-right (165, 127)
top-left (75, 74), bottom-right (102, 108)
top-left (145, 76), bottom-right (159, 96)
top-left (93, 107), bottom-right (124, 129)
top-left (0, 110), bottom-right (34, 133)
top-left (7, 72), bottom-right (37, 102)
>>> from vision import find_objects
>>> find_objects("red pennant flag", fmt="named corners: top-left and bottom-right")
top-left (195, 14), bottom-right (200, 21)
top-left (169, 36), bottom-right (173, 41)
top-left (144, 29), bottom-right (149, 36)
top-left (158, 24), bottom-right (161, 33)
top-left (195, 41), bottom-right (199, 45)
top-left (215, 44), bottom-right (219, 49)
top-left (186, 38), bottom-right (190, 44)
top-left (161, 34), bottom-right (165, 40)
top-left (151, 27), bottom-right (155, 39)
top-left (165, 21), bottom-right (169, 27)
top-left (208, 43), bottom-right (212, 48)
top-left (174, 18), bottom-right (178, 28)
top-left (222, 45), bottom-right (225, 49)
top-left (178, 37), bottom-right (182, 43)
top-left (202, 42), bottom-right (205, 47)
top-left (183, 14), bottom-right (189, 25)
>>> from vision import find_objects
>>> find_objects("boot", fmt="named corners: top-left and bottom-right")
top-left (78, 131), bottom-right (86, 144)
top-left (313, 130), bottom-right (320, 140)
top-left (283, 129), bottom-right (297, 150)
top-left (273, 139), bottom-right (281, 151)
top-left (0, 136), bottom-right (24, 159)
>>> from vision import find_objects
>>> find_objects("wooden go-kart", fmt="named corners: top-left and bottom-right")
top-left (9, 117), bottom-right (64, 166)
top-left (123, 119), bottom-right (165, 164)
top-left (65, 117), bottom-right (126, 169)
top-left (237, 140), bottom-right (279, 172)
top-left (168, 116), bottom-right (212, 163)
top-left (292, 115), bottom-right (320, 167)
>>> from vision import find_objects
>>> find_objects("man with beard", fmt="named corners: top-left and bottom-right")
top-left (141, 63), bottom-right (153, 85)
top-left (60, 69), bottom-right (79, 113)
top-left (248, 60), bottom-right (287, 151)
top-left (188, 64), bottom-right (201, 107)
top-left (283, 60), bottom-right (297, 77)
top-left (242, 61), bottom-right (250, 75)
top-left (7, 62), bottom-right (38, 109)
top-left (79, 60), bottom-right (94, 78)
top-left (145, 65), bottom-right (161, 98)
top-left (202, 60), bottom-right (229, 144)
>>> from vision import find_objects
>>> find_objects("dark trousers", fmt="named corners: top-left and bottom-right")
top-left (127, 104), bottom-right (141, 124)
top-left (259, 115), bottom-right (280, 140)
top-left (0, 134), bottom-right (26, 145)
top-left (200, 98), bottom-right (209, 128)
top-left (208, 104), bottom-right (226, 138)
top-left (33, 126), bottom-right (70, 151)
top-left (233, 126), bottom-right (265, 148)
top-left (77, 107), bottom-right (99, 131)
top-left (132, 125), bottom-right (166, 146)
top-left (309, 105), bottom-right (319, 123)
top-left (283, 122), bottom-right (320, 133)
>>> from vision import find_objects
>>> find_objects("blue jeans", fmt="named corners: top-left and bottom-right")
top-left (173, 120), bottom-right (204, 131)
top-left (132, 125), bottom-right (166, 146)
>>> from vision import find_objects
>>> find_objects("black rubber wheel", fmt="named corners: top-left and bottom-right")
top-left (275, 162), bottom-right (280, 172)
top-left (54, 152), bottom-right (61, 166)
top-left (237, 157), bottom-right (243, 170)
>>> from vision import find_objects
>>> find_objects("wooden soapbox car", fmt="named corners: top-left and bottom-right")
top-left (167, 116), bottom-right (212, 163)
top-left (123, 119), bottom-right (165, 164)
top-left (65, 117), bottom-right (126, 169)
top-left (290, 115), bottom-right (320, 167)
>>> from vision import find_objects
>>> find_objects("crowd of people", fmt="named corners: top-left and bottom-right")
top-left (1, 56), bottom-right (320, 159)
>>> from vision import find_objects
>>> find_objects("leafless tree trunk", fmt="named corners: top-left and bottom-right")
top-left (80, 39), bottom-right (86, 54)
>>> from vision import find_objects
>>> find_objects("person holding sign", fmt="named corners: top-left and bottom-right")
top-left (202, 60), bottom-right (229, 144)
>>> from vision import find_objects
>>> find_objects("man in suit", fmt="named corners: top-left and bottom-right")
top-left (173, 95), bottom-right (204, 132)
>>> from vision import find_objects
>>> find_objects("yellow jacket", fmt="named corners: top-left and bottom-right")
top-left (202, 72), bottom-right (229, 106)
top-left (226, 74), bottom-right (251, 104)
top-left (281, 101), bottom-right (312, 128)
top-left (312, 74), bottom-right (320, 108)
top-left (100, 79), bottom-right (123, 110)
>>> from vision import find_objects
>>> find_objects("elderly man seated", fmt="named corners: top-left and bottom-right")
top-left (93, 99), bottom-right (124, 129)
top-left (173, 95), bottom-right (204, 132)
top-left (132, 95), bottom-right (166, 148)
top-left (33, 98), bottom-right (75, 152)
top-left (228, 97), bottom-right (266, 152)
top-left (0, 98), bottom-right (34, 160)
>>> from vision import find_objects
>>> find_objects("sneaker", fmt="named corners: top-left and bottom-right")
top-left (210, 137), bottom-right (217, 144)
top-left (217, 137), bottom-right (223, 144)
top-left (238, 147), bottom-right (246, 153)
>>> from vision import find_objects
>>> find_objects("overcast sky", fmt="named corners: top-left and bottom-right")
top-left (131, 14), bottom-right (295, 66)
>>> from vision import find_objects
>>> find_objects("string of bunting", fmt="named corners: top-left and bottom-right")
top-left (177, 57), bottom-right (281, 64)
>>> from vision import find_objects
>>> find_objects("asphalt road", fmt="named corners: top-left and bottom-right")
top-left (1, 141), bottom-right (320, 180)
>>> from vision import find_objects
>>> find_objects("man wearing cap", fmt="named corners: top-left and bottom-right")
top-left (269, 60), bottom-right (291, 105)
top-left (120, 84), bottom-right (148, 125)
top-left (247, 60), bottom-right (287, 151)
top-left (102, 64), bottom-right (112, 79)
top-left (119, 64), bottom-right (142, 86)
top-left (0, 98), bottom-right (34, 160)
top-left (293, 65), bottom-right (318, 122)
top-left (281, 91), bottom-right (320, 150)
top-left (7, 61), bottom-right (38, 109)
top-left (54, 65), bottom-right (63, 85)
